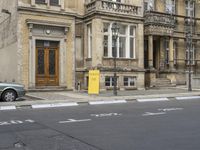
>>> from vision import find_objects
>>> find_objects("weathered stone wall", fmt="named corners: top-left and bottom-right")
top-left (0, 0), bottom-right (19, 83)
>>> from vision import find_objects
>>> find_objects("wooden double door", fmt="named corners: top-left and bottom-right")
top-left (36, 40), bottom-right (59, 86)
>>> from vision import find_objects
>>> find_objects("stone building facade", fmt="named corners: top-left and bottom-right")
top-left (0, 0), bottom-right (85, 90)
top-left (1, 0), bottom-right (200, 90)
top-left (76, 0), bottom-right (145, 91)
top-left (144, 0), bottom-right (200, 88)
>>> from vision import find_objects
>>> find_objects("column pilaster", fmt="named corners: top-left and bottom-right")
top-left (148, 35), bottom-right (153, 69)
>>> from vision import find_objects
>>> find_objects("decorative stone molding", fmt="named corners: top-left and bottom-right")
top-left (85, 0), bottom-right (142, 17)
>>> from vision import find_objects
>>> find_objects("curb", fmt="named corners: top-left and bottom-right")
top-left (1, 95), bottom-right (200, 111)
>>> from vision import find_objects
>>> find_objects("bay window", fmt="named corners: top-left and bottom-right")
top-left (103, 22), bottom-right (136, 59)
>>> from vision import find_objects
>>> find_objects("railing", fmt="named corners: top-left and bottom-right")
top-left (144, 11), bottom-right (176, 28)
top-left (85, 0), bottom-right (142, 16)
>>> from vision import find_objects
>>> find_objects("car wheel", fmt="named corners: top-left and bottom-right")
top-left (2, 90), bottom-right (17, 102)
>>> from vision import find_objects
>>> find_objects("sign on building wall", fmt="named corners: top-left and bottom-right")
top-left (88, 70), bottom-right (100, 95)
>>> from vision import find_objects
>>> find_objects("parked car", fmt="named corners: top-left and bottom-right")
top-left (0, 82), bottom-right (26, 102)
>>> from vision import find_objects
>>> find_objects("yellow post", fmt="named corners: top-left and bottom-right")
top-left (88, 70), bottom-right (100, 95)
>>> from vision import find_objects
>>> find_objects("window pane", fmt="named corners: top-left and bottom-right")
top-left (37, 49), bottom-right (45, 74)
top-left (119, 37), bottom-right (126, 58)
top-left (104, 35), bottom-right (108, 57)
top-left (50, 0), bottom-right (59, 5)
top-left (112, 39), bottom-right (117, 57)
top-left (104, 23), bottom-right (109, 33)
top-left (130, 78), bottom-right (135, 86)
top-left (118, 24), bottom-right (126, 35)
top-left (130, 37), bottom-right (134, 58)
top-left (35, 0), bottom-right (45, 4)
top-left (49, 49), bottom-right (56, 75)
top-left (130, 26), bottom-right (134, 36)
top-left (105, 77), bottom-right (110, 86)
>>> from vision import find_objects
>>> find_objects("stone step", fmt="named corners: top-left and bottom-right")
top-left (152, 78), bottom-right (173, 88)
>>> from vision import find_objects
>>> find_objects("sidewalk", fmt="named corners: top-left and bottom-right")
top-left (1, 86), bottom-right (200, 109)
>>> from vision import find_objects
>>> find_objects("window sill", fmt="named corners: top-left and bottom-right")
top-left (124, 87), bottom-right (137, 90)
top-left (105, 87), bottom-right (120, 90)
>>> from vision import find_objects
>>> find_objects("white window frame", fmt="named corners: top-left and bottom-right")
top-left (144, 0), bottom-right (154, 11)
top-left (33, 0), bottom-right (61, 6)
top-left (103, 22), bottom-right (136, 59)
top-left (87, 23), bottom-right (92, 58)
top-left (105, 76), bottom-right (115, 87)
top-left (185, 0), bottom-right (194, 17)
top-left (123, 76), bottom-right (136, 87)
top-left (166, 0), bottom-right (176, 14)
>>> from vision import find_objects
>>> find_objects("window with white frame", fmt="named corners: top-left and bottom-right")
top-left (35, 0), bottom-right (60, 6)
top-left (144, 0), bottom-right (154, 11)
top-left (105, 76), bottom-right (119, 87)
top-left (185, 0), bottom-right (194, 17)
top-left (186, 43), bottom-right (195, 65)
top-left (105, 76), bottom-right (114, 87)
top-left (124, 76), bottom-right (136, 87)
top-left (166, 0), bottom-right (176, 14)
top-left (50, 0), bottom-right (59, 5)
top-left (87, 24), bottom-right (92, 58)
top-left (103, 22), bottom-right (136, 59)
top-left (35, 0), bottom-right (45, 4)
top-left (164, 39), bottom-right (169, 65)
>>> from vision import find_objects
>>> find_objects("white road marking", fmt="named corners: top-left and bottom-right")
top-left (137, 98), bottom-right (169, 102)
top-left (0, 119), bottom-right (35, 126)
top-left (59, 119), bottom-right (91, 124)
top-left (176, 96), bottom-right (200, 100)
top-left (91, 113), bottom-right (122, 118)
top-left (0, 106), bottom-right (16, 110)
top-left (32, 102), bottom-right (78, 109)
top-left (158, 108), bottom-right (183, 112)
top-left (142, 112), bottom-right (166, 116)
top-left (89, 100), bottom-right (126, 105)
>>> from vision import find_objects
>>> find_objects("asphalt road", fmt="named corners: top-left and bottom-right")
top-left (0, 99), bottom-right (200, 150)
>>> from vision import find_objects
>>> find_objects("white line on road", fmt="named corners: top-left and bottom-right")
top-left (89, 100), bottom-right (127, 105)
top-left (158, 108), bottom-right (183, 112)
top-left (32, 102), bottom-right (78, 109)
top-left (137, 98), bottom-right (169, 102)
top-left (0, 119), bottom-right (35, 126)
top-left (142, 112), bottom-right (166, 116)
top-left (91, 113), bottom-right (122, 118)
top-left (175, 96), bottom-right (200, 100)
top-left (0, 106), bottom-right (16, 110)
top-left (59, 119), bottom-right (91, 124)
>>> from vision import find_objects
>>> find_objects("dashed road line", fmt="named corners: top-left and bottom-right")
top-left (32, 102), bottom-right (78, 109)
top-left (142, 112), bottom-right (166, 116)
top-left (59, 119), bottom-right (91, 124)
top-left (137, 97), bottom-right (169, 102)
top-left (175, 96), bottom-right (200, 100)
top-left (0, 106), bottom-right (16, 110)
top-left (89, 100), bottom-right (127, 105)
